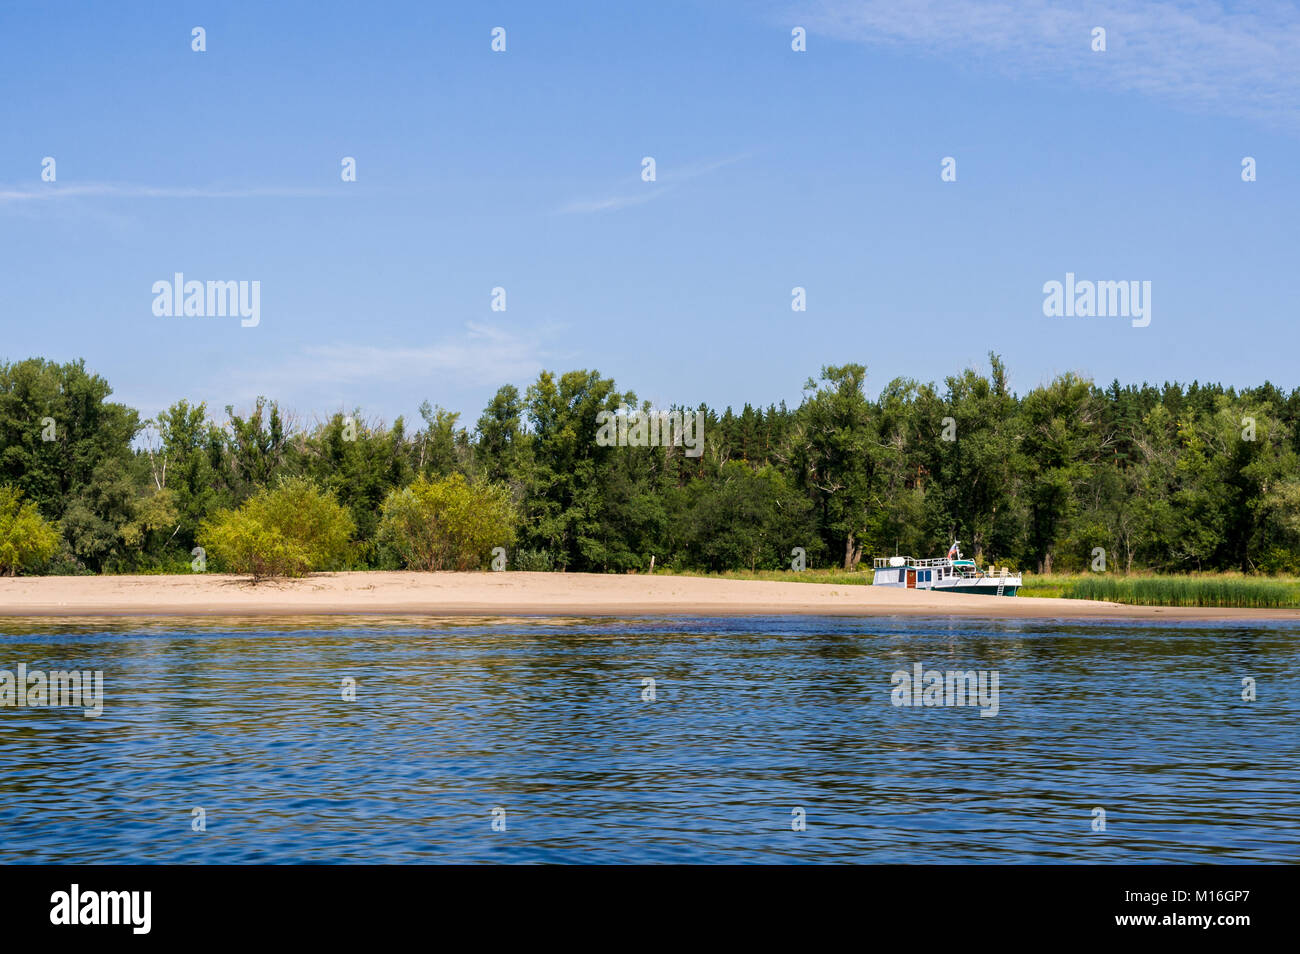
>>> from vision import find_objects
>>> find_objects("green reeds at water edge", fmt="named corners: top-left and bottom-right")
top-left (1061, 575), bottom-right (1300, 608)
top-left (667, 568), bottom-right (1300, 608)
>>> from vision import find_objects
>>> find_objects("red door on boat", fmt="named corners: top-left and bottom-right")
top-left (906, 570), bottom-right (916, 588)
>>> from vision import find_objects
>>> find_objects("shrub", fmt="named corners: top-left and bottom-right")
top-left (378, 473), bottom-right (516, 571)
top-left (0, 486), bottom-right (60, 576)
top-left (512, 547), bottom-right (554, 572)
top-left (199, 477), bottom-right (354, 579)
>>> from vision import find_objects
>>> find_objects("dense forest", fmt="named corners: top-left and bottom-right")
top-left (2, 354), bottom-right (1298, 576)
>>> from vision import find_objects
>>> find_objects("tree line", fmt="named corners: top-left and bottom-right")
top-left (2, 354), bottom-right (1298, 576)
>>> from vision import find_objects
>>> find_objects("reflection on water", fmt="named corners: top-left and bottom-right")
top-left (0, 615), bottom-right (1296, 863)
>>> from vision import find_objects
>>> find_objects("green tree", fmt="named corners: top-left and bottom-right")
top-left (522, 369), bottom-right (627, 570)
top-left (299, 411), bottom-right (414, 561)
top-left (144, 400), bottom-right (229, 550)
top-left (791, 364), bottom-right (878, 569)
top-left (0, 358), bottom-right (140, 569)
top-left (678, 462), bottom-right (819, 571)
top-left (474, 385), bottom-right (529, 485)
top-left (223, 397), bottom-right (289, 500)
top-left (1019, 373), bottom-right (1100, 573)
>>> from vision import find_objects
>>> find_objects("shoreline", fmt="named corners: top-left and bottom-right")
top-left (2, 571), bottom-right (1298, 621)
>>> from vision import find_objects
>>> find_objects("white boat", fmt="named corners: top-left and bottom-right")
top-left (871, 541), bottom-right (1021, 596)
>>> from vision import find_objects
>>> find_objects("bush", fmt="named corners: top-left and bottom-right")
top-left (512, 547), bottom-right (554, 572)
top-left (378, 473), bottom-right (516, 571)
top-left (199, 477), bottom-right (354, 579)
top-left (0, 486), bottom-right (60, 576)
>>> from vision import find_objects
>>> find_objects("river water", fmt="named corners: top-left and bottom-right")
top-left (0, 615), bottom-right (1295, 863)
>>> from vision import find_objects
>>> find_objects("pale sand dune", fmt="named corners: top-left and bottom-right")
top-left (1, 571), bottom-right (1297, 620)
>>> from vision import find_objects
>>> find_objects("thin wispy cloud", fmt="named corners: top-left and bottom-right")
top-left (295, 323), bottom-right (551, 385)
top-left (117, 321), bottom-right (563, 420)
top-left (0, 182), bottom-right (335, 204)
top-left (556, 153), bottom-right (751, 215)
top-left (791, 0), bottom-right (1300, 128)
top-left (186, 321), bottom-right (565, 419)
top-left (558, 190), bottom-right (663, 215)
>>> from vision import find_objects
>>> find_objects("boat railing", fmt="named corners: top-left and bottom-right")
top-left (873, 557), bottom-right (1023, 579)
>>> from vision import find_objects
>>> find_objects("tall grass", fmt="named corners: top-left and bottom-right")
top-left (1062, 575), bottom-right (1300, 608)
top-left (1016, 574), bottom-right (1085, 599)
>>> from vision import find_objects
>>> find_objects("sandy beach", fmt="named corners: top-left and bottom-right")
top-left (0, 571), bottom-right (1297, 620)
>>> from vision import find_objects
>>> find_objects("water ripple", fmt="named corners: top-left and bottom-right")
top-left (0, 615), bottom-right (1296, 863)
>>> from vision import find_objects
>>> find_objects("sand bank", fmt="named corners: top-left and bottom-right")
top-left (1, 571), bottom-right (1297, 621)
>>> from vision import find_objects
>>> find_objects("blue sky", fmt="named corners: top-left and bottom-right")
top-left (2, 0), bottom-right (1297, 425)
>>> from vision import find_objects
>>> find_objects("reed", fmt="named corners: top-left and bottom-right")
top-left (1062, 575), bottom-right (1300, 608)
